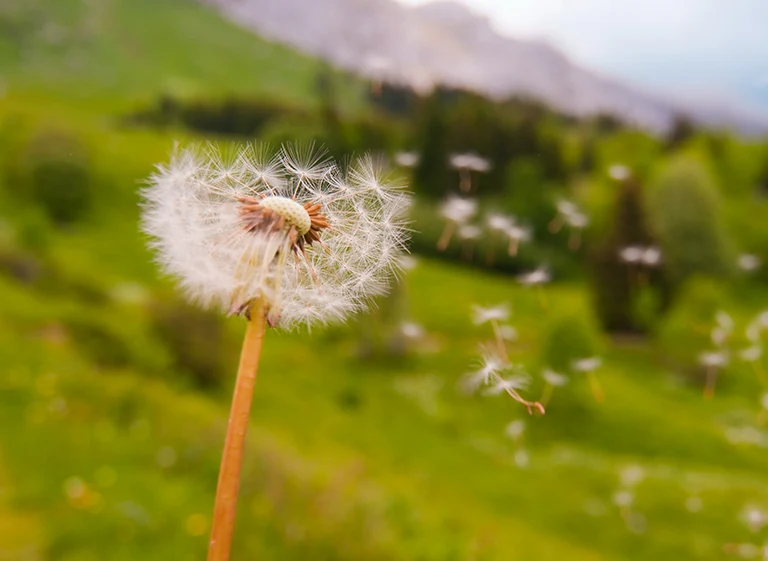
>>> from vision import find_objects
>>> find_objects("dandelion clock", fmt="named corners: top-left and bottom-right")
top-left (141, 143), bottom-right (410, 561)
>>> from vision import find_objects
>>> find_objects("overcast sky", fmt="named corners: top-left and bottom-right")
top-left (399, 0), bottom-right (768, 109)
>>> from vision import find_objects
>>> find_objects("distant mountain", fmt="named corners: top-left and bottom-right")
top-left (200, 0), bottom-right (768, 134)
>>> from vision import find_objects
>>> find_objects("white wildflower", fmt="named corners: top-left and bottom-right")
top-left (141, 143), bottom-right (410, 328)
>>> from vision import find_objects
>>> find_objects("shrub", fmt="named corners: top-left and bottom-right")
top-left (150, 298), bottom-right (232, 388)
top-left (646, 156), bottom-right (734, 286)
top-left (540, 311), bottom-right (602, 373)
top-left (16, 130), bottom-right (94, 226)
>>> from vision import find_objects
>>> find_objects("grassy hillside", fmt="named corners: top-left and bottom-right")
top-left (0, 0), bottom-right (362, 108)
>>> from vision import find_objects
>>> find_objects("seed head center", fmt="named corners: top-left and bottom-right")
top-left (259, 196), bottom-right (312, 236)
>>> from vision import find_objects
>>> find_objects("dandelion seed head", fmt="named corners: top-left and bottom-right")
top-left (394, 151), bottom-right (419, 168)
top-left (566, 211), bottom-right (589, 229)
top-left (506, 224), bottom-right (532, 242)
top-left (486, 213), bottom-right (514, 233)
top-left (142, 143), bottom-right (410, 328)
top-left (518, 267), bottom-right (551, 286)
top-left (572, 356), bottom-right (602, 372)
top-left (555, 199), bottom-right (578, 217)
top-left (458, 224), bottom-right (482, 241)
top-left (699, 350), bottom-right (729, 368)
top-left (440, 195), bottom-right (477, 224)
top-left (740, 345), bottom-right (763, 363)
top-left (739, 254), bottom-right (762, 272)
top-left (619, 246), bottom-right (644, 263)
top-left (608, 164), bottom-right (631, 181)
top-left (542, 368), bottom-right (568, 387)
top-left (641, 247), bottom-right (662, 266)
top-left (472, 304), bottom-right (510, 325)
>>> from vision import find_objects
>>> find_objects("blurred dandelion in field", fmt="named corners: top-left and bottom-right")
top-left (518, 266), bottom-right (551, 310)
top-left (549, 199), bottom-right (589, 250)
top-left (564, 210), bottom-right (589, 251)
top-left (739, 254), bottom-right (762, 273)
top-left (485, 212), bottom-right (514, 263)
top-left (457, 224), bottom-right (482, 260)
top-left (549, 199), bottom-right (577, 233)
top-left (699, 350), bottom-right (729, 399)
top-left (504, 419), bottom-right (526, 444)
top-left (142, 142), bottom-right (410, 561)
top-left (740, 505), bottom-right (768, 533)
top-left (449, 152), bottom-right (491, 193)
top-left (394, 151), bottom-right (419, 168)
top-left (608, 164), bottom-right (631, 181)
top-left (685, 495), bottom-right (703, 513)
top-left (573, 356), bottom-right (604, 403)
top-left (437, 195), bottom-right (477, 251)
top-left (539, 368), bottom-right (568, 406)
top-left (505, 223), bottom-right (532, 257)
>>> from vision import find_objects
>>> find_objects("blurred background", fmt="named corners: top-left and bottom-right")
top-left (2, 0), bottom-right (768, 559)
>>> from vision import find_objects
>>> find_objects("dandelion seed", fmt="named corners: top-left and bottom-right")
top-left (437, 196), bottom-right (477, 251)
top-left (142, 142), bottom-right (410, 561)
top-left (573, 356), bottom-right (604, 403)
top-left (619, 246), bottom-right (644, 264)
top-left (740, 346), bottom-right (763, 363)
top-left (619, 464), bottom-right (645, 488)
top-left (486, 213), bottom-right (514, 233)
top-left (539, 368), bottom-right (568, 406)
top-left (505, 419), bottom-right (526, 441)
top-left (472, 304), bottom-right (510, 326)
top-left (549, 199), bottom-right (578, 233)
top-left (699, 350), bottom-right (729, 399)
top-left (457, 224), bottom-right (482, 260)
top-left (641, 247), bottom-right (662, 267)
top-left (741, 505), bottom-right (768, 533)
top-left (499, 325), bottom-right (518, 341)
top-left (608, 164), bottom-right (631, 181)
top-left (518, 267), bottom-right (551, 287)
top-left (565, 211), bottom-right (589, 250)
top-left (449, 152), bottom-right (491, 192)
top-left (739, 254), bottom-right (762, 272)
top-left (400, 321), bottom-right (425, 340)
top-left (505, 224), bottom-right (532, 256)
top-left (394, 151), bottom-right (419, 168)
top-left (461, 347), bottom-right (543, 415)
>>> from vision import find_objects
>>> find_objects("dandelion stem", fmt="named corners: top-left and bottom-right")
top-left (587, 371), bottom-right (604, 403)
top-left (539, 383), bottom-right (554, 407)
top-left (437, 222), bottom-right (455, 251)
top-left (703, 366), bottom-right (717, 399)
top-left (208, 299), bottom-right (267, 561)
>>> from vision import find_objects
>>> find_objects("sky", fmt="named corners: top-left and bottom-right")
top-left (399, 0), bottom-right (768, 110)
